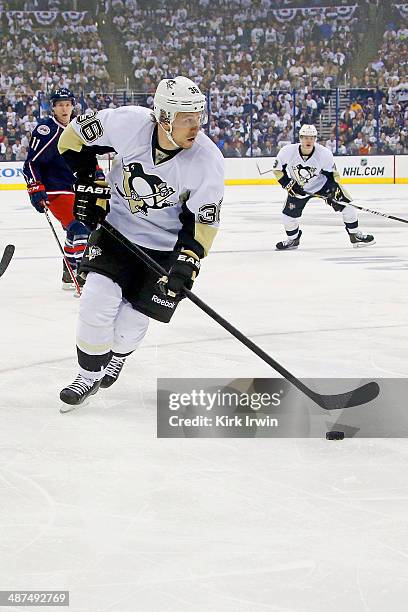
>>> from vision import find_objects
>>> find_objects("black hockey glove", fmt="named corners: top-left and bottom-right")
top-left (285, 179), bottom-right (307, 199)
top-left (74, 177), bottom-right (111, 230)
top-left (324, 184), bottom-right (346, 211)
top-left (158, 250), bottom-right (201, 298)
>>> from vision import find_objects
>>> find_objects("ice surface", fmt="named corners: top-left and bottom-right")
top-left (0, 184), bottom-right (407, 611)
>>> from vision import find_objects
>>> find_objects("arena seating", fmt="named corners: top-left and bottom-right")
top-left (0, 2), bottom-right (406, 158)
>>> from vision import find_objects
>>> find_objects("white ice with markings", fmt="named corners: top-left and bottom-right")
top-left (0, 184), bottom-right (407, 611)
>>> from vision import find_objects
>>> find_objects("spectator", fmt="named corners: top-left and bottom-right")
top-left (15, 145), bottom-right (27, 162)
top-left (326, 132), bottom-right (337, 153)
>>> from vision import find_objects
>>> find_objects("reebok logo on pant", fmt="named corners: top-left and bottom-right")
top-left (151, 294), bottom-right (175, 309)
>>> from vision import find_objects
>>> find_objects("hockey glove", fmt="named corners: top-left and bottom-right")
top-left (324, 184), bottom-right (346, 211)
top-left (158, 250), bottom-right (201, 298)
top-left (285, 179), bottom-right (307, 199)
top-left (27, 181), bottom-right (47, 213)
top-left (74, 177), bottom-right (111, 230)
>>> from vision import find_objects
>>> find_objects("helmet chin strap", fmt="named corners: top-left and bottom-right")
top-left (158, 122), bottom-right (181, 148)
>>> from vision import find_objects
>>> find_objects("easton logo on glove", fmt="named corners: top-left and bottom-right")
top-left (73, 179), bottom-right (111, 230)
top-left (76, 184), bottom-right (111, 196)
top-left (176, 253), bottom-right (201, 269)
top-left (158, 250), bottom-right (201, 298)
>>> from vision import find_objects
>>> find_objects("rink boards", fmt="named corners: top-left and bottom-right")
top-left (1, 155), bottom-right (408, 190)
top-left (225, 155), bottom-right (406, 185)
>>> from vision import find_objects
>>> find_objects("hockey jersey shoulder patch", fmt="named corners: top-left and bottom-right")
top-left (37, 124), bottom-right (51, 136)
top-left (32, 119), bottom-right (57, 140)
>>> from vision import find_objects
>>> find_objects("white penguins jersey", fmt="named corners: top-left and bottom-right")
top-left (58, 105), bottom-right (224, 256)
top-left (274, 143), bottom-right (335, 194)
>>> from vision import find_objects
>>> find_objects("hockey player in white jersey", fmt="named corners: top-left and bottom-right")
top-left (57, 77), bottom-right (224, 406)
top-left (273, 124), bottom-right (375, 250)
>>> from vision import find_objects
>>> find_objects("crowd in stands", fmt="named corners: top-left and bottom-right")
top-left (111, 1), bottom-right (364, 93)
top-left (0, 10), bottom-right (111, 97)
top-left (0, 94), bottom-right (39, 161)
top-left (364, 5), bottom-right (408, 91)
top-left (323, 95), bottom-right (407, 155)
top-left (0, 1), bottom-right (406, 158)
top-left (332, 3), bottom-right (408, 155)
top-left (204, 89), bottom-right (327, 157)
top-left (108, 0), bottom-right (367, 156)
top-left (1, 1), bottom-right (88, 9)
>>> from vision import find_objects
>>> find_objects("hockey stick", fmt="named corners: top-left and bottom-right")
top-left (101, 221), bottom-right (380, 410)
top-left (0, 244), bottom-right (15, 277)
top-left (346, 202), bottom-right (408, 224)
top-left (315, 193), bottom-right (408, 224)
top-left (44, 208), bottom-right (81, 296)
top-left (255, 161), bottom-right (274, 176)
top-left (305, 190), bottom-right (408, 225)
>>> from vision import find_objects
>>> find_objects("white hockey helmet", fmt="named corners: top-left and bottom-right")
top-left (153, 76), bottom-right (207, 125)
top-left (299, 124), bottom-right (318, 138)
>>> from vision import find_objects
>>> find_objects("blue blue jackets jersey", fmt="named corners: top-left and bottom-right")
top-left (23, 117), bottom-right (75, 193)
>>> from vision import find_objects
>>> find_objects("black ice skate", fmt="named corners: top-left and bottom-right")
top-left (60, 374), bottom-right (101, 408)
top-left (349, 230), bottom-right (375, 248)
top-left (276, 230), bottom-right (302, 251)
top-left (62, 263), bottom-right (75, 290)
top-left (100, 355), bottom-right (127, 388)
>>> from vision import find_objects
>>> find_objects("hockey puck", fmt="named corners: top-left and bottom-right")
top-left (326, 431), bottom-right (345, 440)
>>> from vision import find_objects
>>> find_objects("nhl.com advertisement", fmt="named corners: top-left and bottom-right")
top-left (335, 155), bottom-right (391, 180)
top-left (342, 157), bottom-right (386, 177)
top-left (253, 154), bottom-right (396, 183)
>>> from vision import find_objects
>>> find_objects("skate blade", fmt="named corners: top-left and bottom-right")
top-left (60, 395), bottom-right (91, 413)
top-left (59, 384), bottom-right (100, 413)
top-left (60, 402), bottom-right (80, 414)
top-left (352, 239), bottom-right (376, 248)
top-left (73, 291), bottom-right (82, 298)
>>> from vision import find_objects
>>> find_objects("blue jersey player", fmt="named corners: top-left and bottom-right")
top-left (23, 88), bottom-right (91, 290)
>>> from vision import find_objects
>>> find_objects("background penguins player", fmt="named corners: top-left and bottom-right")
top-left (57, 76), bottom-right (224, 406)
top-left (273, 124), bottom-right (375, 250)
top-left (23, 88), bottom-right (91, 290)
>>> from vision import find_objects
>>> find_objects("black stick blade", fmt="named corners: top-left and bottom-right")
top-left (312, 381), bottom-right (380, 410)
top-left (0, 244), bottom-right (15, 277)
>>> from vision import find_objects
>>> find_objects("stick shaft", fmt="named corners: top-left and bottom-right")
top-left (316, 193), bottom-right (408, 224)
top-left (44, 209), bottom-right (81, 295)
top-left (101, 221), bottom-right (319, 402)
top-left (348, 202), bottom-right (408, 224)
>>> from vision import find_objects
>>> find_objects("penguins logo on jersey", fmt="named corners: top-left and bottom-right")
top-left (88, 245), bottom-right (102, 260)
top-left (292, 164), bottom-right (318, 186)
top-left (116, 162), bottom-right (176, 216)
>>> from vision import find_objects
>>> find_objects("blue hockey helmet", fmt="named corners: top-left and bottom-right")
top-left (50, 88), bottom-right (75, 106)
